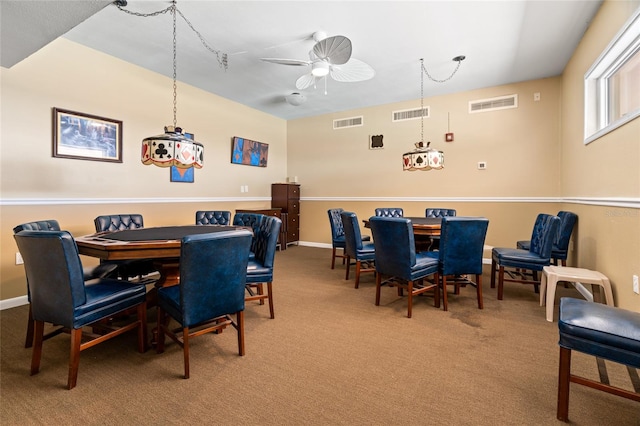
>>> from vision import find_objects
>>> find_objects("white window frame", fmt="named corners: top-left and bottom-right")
top-left (584, 7), bottom-right (640, 145)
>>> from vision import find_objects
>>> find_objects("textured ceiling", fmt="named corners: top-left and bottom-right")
top-left (3, 1), bottom-right (603, 120)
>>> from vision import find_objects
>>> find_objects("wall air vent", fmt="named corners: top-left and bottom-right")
top-left (392, 107), bottom-right (429, 122)
top-left (469, 94), bottom-right (518, 113)
top-left (333, 116), bottom-right (363, 129)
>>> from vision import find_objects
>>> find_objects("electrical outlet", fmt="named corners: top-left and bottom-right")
top-left (244, 185), bottom-right (249, 192)
top-left (15, 252), bottom-right (23, 265)
top-left (534, 92), bottom-right (541, 101)
top-left (633, 275), bottom-right (639, 294)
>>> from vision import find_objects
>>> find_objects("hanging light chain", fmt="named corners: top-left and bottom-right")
top-left (421, 57), bottom-right (463, 83)
top-left (175, 8), bottom-right (228, 70)
top-left (172, 2), bottom-right (177, 129)
top-left (420, 58), bottom-right (424, 144)
top-left (114, 1), bottom-right (228, 70)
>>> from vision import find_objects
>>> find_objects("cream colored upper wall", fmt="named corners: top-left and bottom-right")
top-left (287, 77), bottom-right (562, 198)
top-left (0, 38), bottom-right (288, 200)
top-left (559, 0), bottom-right (640, 311)
top-left (561, 0), bottom-right (640, 197)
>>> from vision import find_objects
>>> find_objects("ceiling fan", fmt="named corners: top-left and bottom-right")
top-left (261, 31), bottom-right (375, 91)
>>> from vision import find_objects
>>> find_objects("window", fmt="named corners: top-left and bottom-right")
top-left (584, 8), bottom-right (640, 145)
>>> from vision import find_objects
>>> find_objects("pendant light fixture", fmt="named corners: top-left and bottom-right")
top-left (139, 1), bottom-right (203, 168)
top-left (402, 56), bottom-right (465, 171)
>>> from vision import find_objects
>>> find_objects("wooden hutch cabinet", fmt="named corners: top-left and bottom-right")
top-left (271, 183), bottom-right (300, 246)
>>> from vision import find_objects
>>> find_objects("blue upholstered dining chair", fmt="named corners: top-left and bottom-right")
top-left (491, 213), bottom-right (560, 300)
top-left (245, 216), bottom-right (282, 319)
top-left (14, 230), bottom-right (148, 390)
top-left (195, 210), bottom-right (232, 225)
top-left (369, 216), bottom-right (440, 318)
top-left (327, 208), bottom-right (371, 269)
top-left (94, 214), bottom-right (157, 280)
top-left (425, 208), bottom-right (457, 218)
top-left (374, 207), bottom-right (404, 217)
top-left (425, 217), bottom-right (489, 311)
top-left (516, 211), bottom-right (577, 266)
top-left (156, 230), bottom-right (252, 379)
top-left (341, 211), bottom-right (376, 289)
top-left (13, 219), bottom-right (119, 348)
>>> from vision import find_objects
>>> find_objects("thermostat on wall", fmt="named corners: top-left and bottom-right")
top-left (478, 161), bottom-right (487, 170)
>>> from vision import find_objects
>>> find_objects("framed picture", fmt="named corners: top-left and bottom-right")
top-left (369, 134), bottom-right (384, 149)
top-left (231, 136), bottom-right (268, 167)
top-left (52, 108), bottom-right (122, 163)
top-left (170, 132), bottom-right (195, 182)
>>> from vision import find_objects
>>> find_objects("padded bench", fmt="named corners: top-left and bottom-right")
top-left (557, 297), bottom-right (640, 422)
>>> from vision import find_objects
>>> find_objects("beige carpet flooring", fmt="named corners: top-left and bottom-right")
top-left (1, 246), bottom-right (638, 425)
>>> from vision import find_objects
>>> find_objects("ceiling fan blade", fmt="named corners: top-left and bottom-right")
top-left (260, 58), bottom-right (311, 66)
top-left (313, 35), bottom-right (352, 65)
top-left (296, 73), bottom-right (317, 90)
top-left (329, 58), bottom-right (375, 82)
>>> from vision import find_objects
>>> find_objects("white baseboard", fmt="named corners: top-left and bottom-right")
top-left (1, 295), bottom-right (28, 311)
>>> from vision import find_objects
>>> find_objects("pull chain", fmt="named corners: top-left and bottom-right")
top-left (172, 1), bottom-right (177, 129)
top-left (420, 59), bottom-right (424, 144)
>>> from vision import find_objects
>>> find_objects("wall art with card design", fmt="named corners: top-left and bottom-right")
top-left (231, 136), bottom-right (268, 167)
top-left (170, 132), bottom-right (195, 182)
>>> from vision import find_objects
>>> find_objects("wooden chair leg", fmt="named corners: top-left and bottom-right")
top-left (331, 247), bottom-right (337, 269)
top-left (257, 283), bottom-right (265, 305)
top-left (557, 346), bottom-right (571, 422)
top-left (267, 282), bottom-right (274, 319)
top-left (30, 320), bottom-right (44, 376)
top-left (490, 259), bottom-right (497, 288)
top-left (498, 266), bottom-right (505, 300)
top-left (182, 327), bottom-right (190, 379)
top-left (407, 281), bottom-right (413, 318)
top-left (25, 304), bottom-right (35, 349)
top-left (67, 328), bottom-right (83, 390)
top-left (345, 256), bottom-right (351, 281)
top-left (236, 311), bottom-right (245, 356)
top-left (354, 261), bottom-right (361, 289)
top-left (156, 307), bottom-right (166, 354)
top-left (442, 276), bottom-right (449, 311)
top-left (476, 274), bottom-right (484, 309)
top-left (137, 302), bottom-right (148, 353)
top-left (375, 274), bottom-right (382, 306)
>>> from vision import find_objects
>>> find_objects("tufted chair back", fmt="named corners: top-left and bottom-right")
top-left (374, 208), bottom-right (404, 218)
top-left (195, 210), bottom-right (231, 226)
top-left (529, 213), bottom-right (560, 260)
top-left (13, 219), bottom-right (60, 233)
top-left (328, 208), bottom-right (345, 241)
top-left (253, 216), bottom-right (282, 268)
top-left (233, 213), bottom-right (265, 253)
top-left (425, 208), bottom-right (457, 218)
top-left (94, 214), bottom-right (144, 232)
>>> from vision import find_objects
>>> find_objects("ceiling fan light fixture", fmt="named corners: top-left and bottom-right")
top-left (285, 92), bottom-right (306, 106)
top-left (311, 61), bottom-right (330, 77)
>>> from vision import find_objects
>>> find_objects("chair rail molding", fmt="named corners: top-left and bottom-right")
top-left (1, 196), bottom-right (638, 209)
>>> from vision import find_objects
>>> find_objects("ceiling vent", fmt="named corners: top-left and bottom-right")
top-left (392, 107), bottom-right (429, 122)
top-left (469, 94), bottom-right (518, 113)
top-left (333, 116), bottom-right (363, 130)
